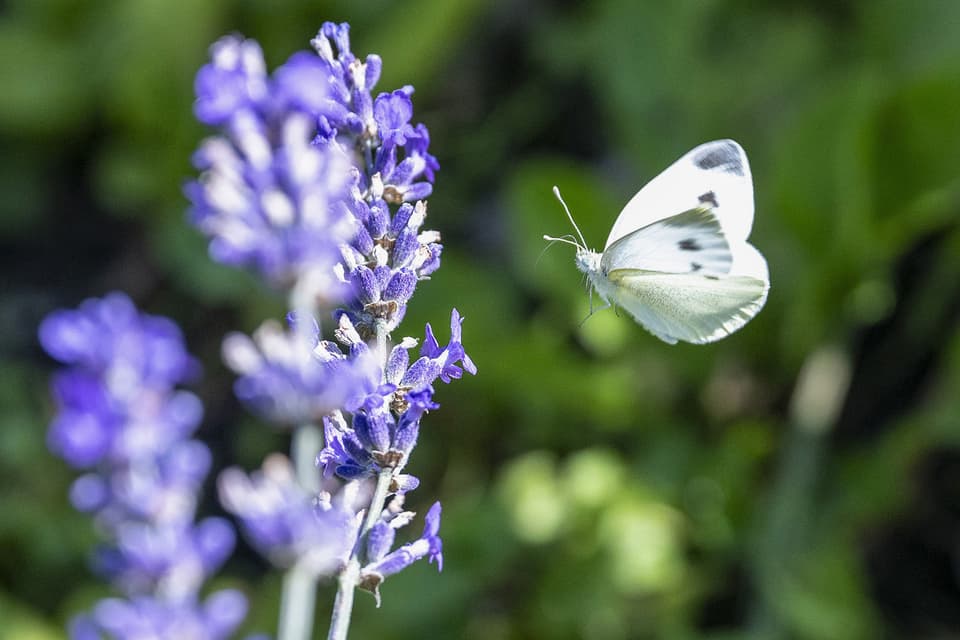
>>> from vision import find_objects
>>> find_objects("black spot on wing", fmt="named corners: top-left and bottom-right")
top-left (698, 191), bottom-right (719, 207)
top-left (693, 142), bottom-right (745, 176)
top-left (678, 238), bottom-right (701, 251)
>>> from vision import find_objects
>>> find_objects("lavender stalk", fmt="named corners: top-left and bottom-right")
top-left (187, 21), bottom-right (475, 640)
top-left (39, 293), bottom-right (248, 639)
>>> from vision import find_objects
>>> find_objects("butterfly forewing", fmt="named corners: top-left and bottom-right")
top-left (604, 140), bottom-right (755, 249)
top-left (606, 270), bottom-right (769, 344)
top-left (601, 208), bottom-right (733, 278)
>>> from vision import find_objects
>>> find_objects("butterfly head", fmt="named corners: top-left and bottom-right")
top-left (543, 185), bottom-right (601, 269)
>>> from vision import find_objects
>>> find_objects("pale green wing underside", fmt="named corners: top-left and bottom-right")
top-left (607, 269), bottom-right (769, 344)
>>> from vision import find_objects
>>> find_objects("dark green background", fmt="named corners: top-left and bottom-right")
top-left (3, 0), bottom-right (960, 638)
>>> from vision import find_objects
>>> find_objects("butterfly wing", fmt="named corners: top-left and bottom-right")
top-left (601, 207), bottom-right (734, 278)
top-left (605, 140), bottom-right (755, 249)
top-left (607, 269), bottom-right (769, 344)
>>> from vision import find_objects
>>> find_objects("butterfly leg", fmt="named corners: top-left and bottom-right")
top-left (578, 295), bottom-right (612, 327)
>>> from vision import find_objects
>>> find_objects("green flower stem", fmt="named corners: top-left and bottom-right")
top-left (277, 422), bottom-right (324, 640)
top-left (279, 557), bottom-right (318, 640)
top-left (327, 468), bottom-right (394, 640)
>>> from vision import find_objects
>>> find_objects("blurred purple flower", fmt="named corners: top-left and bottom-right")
top-left (188, 35), bottom-right (353, 291)
top-left (40, 294), bottom-right (247, 634)
top-left (69, 589), bottom-right (248, 640)
top-left (221, 314), bottom-right (379, 426)
top-left (39, 293), bottom-right (203, 468)
top-left (39, 292), bottom-right (199, 389)
top-left (71, 439), bottom-right (211, 532)
top-left (96, 517), bottom-right (235, 600)
top-left (187, 110), bottom-right (350, 289)
top-left (194, 36), bottom-right (268, 126)
top-left (219, 454), bottom-right (358, 575)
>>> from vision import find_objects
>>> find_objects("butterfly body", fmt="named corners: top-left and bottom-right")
top-left (547, 140), bottom-right (769, 345)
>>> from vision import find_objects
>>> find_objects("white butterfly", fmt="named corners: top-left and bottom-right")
top-left (545, 140), bottom-right (769, 345)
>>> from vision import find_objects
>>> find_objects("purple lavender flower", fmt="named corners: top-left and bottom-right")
top-left (187, 36), bottom-right (352, 290)
top-left (39, 293), bottom-right (203, 468)
top-left (221, 313), bottom-right (379, 426)
top-left (191, 23), bottom-right (442, 330)
top-left (374, 90), bottom-right (417, 149)
top-left (359, 501), bottom-right (443, 605)
top-left (69, 589), bottom-right (248, 640)
top-left (299, 21), bottom-right (442, 335)
top-left (317, 309), bottom-right (475, 481)
top-left (183, 21), bottom-right (471, 631)
top-left (219, 454), bottom-right (358, 575)
top-left (194, 36), bottom-right (268, 126)
top-left (337, 196), bottom-right (442, 335)
top-left (97, 517), bottom-right (236, 600)
top-left (70, 439), bottom-right (213, 540)
top-left (400, 308), bottom-right (478, 389)
top-left (40, 294), bottom-right (247, 635)
top-left (309, 23), bottom-right (436, 195)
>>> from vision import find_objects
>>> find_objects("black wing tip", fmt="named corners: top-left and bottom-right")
top-left (692, 140), bottom-right (748, 176)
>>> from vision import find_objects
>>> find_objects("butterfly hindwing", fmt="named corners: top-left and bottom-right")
top-left (604, 140), bottom-right (755, 249)
top-left (606, 269), bottom-right (769, 344)
top-left (601, 207), bottom-right (733, 278)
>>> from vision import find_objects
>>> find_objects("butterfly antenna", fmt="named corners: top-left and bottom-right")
top-left (542, 234), bottom-right (582, 249)
top-left (552, 186), bottom-right (588, 249)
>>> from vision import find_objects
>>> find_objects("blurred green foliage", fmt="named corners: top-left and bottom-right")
top-left (2, 0), bottom-right (960, 638)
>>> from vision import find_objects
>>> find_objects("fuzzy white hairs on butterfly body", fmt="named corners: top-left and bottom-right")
top-left (545, 140), bottom-right (769, 345)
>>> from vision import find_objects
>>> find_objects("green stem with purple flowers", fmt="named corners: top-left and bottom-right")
top-left (327, 467), bottom-right (394, 640)
top-left (327, 320), bottom-right (394, 640)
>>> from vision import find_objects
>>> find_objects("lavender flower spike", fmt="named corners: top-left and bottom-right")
top-left (40, 293), bottom-right (248, 638)
top-left (187, 35), bottom-right (352, 291)
top-left (39, 292), bottom-right (202, 468)
top-left (184, 20), bottom-right (474, 639)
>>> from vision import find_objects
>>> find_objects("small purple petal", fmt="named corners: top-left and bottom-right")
top-left (364, 54), bottom-right (382, 90)
top-left (374, 90), bottom-right (416, 148)
top-left (272, 51), bottom-right (330, 113)
top-left (420, 322), bottom-right (441, 358)
top-left (383, 270), bottom-right (417, 303)
top-left (390, 202), bottom-right (415, 235)
top-left (203, 589), bottom-right (249, 638)
top-left (366, 520), bottom-right (396, 564)
top-left (401, 182), bottom-right (433, 202)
